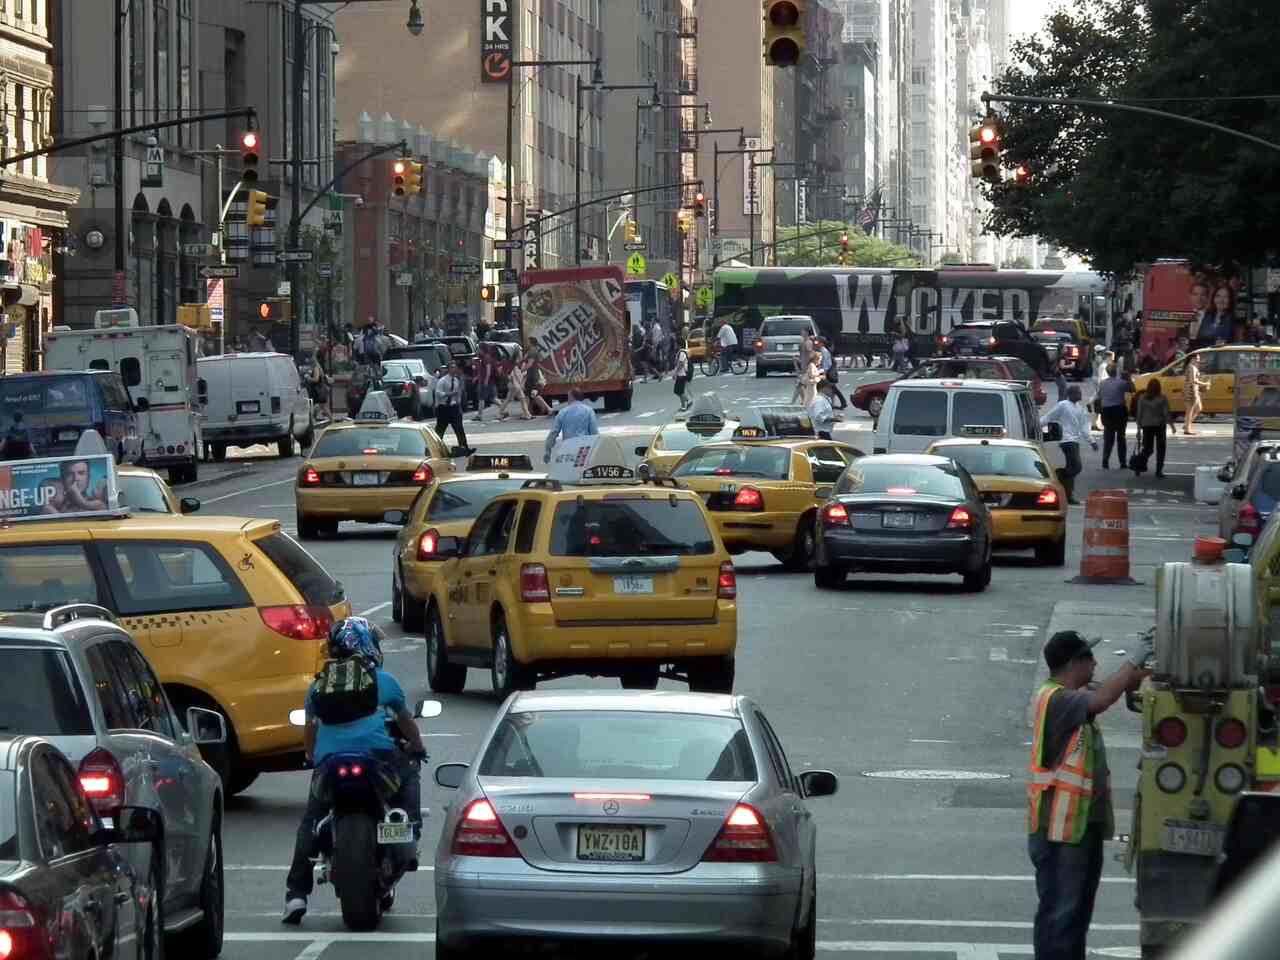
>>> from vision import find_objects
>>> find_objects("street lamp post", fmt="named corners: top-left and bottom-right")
top-left (710, 143), bottom-right (772, 265)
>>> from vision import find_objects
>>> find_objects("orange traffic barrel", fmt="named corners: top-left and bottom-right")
top-left (1071, 489), bottom-right (1138, 584)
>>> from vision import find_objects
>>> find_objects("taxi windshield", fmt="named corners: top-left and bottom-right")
top-left (837, 461), bottom-right (967, 498)
top-left (655, 421), bottom-right (737, 453)
top-left (312, 428), bottom-right (429, 458)
top-left (550, 498), bottom-right (715, 556)
top-left (672, 444), bottom-right (791, 480)
top-left (428, 479), bottom-right (527, 521)
top-left (118, 474), bottom-right (172, 513)
top-left (938, 445), bottom-right (1049, 479)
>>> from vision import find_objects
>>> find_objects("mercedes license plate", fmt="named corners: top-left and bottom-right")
top-left (352, 472), bottom-right (379, 486)
top-left (1161, 819), bottom-right (1225, 857)
top-left (882, 512), bottom-right (915, 529)
top-left (613, 575), bottom-right (654, 595)
top-left (577, 824), bottom-right (644, 862)
top-left (376, 821), bottom-right (414, 845)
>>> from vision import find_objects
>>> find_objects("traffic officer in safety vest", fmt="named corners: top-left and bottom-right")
top-left (1028, 630), bottom-right (1151, 960)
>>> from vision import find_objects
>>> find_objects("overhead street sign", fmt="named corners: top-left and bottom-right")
top-left (623, 242), bottom-right (646, 252)
top-left (449, 263), bottom-right (482, 275)
top-left (277, 250), bottom-right (314, 263)
top-left (625, 252), bottom-right (647, 277)
top-left (493, 238), bottom-right (524, 251)
top-left (499, 268), bottom-right (518, 284)
top-left (183, 243), bottom-right (214, 258)
top-left (485, 260), bottom-right (505, 269)
top-left (317, 263), bottom-right (334, 279)
top-left (199, 265), bottom-right (240, 280)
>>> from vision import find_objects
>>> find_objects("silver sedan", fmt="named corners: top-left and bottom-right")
top-left (432, 690), bottom-right (838, 958)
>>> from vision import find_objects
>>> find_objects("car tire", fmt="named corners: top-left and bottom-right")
top-left (868, 394), bottom-right (885, 418)
top-left (391, 578), bottom-right (404, 623)
top-left (784, 885), bottom-right (817, 960)
top-left (785, 519), bottom-right (818, 572)
top-left (140, 866), bottom-right (162, 960)
top-left (167, 818), bottom-right (224, 960)
top-left (403, 593), bottom-right (425, 633)
top-left (756, 364), bottom-right (766, 378)
top-left (963, 550), bottom-right (993, 592)
top-left (333, 813), bottom-right (380, 931)
top-left (688, 655), bottom-right (735, 693)
top-left (490, 615), bottom-right (532, 699)
top-left (814, 563), bottom-right (846, 589)
top-left (297, 512), bottom-right (321, 540)
top-left (426, 604), bottom-right (467, 694)
top-left (1036, 537), bottom-right (1067, 567)
top-left (620, 664), bottom-right (660, 689)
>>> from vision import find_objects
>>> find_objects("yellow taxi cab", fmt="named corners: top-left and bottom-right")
top-left (1132, 345), bottom-right (1280, 417)
top-left (925, 433), bottom-right (1067, 565)
top-left (635, 392), bottom-right (740, 478)
top-left (116, 464), bottom-right (201, 515)
top-left (0, 440), bottom-right (351, 795)
top-left (686, 326), bottom-right (708, 362)
top-left (295, 391), bottom-right (461, 538)
top-left (386, 453), bottom-right (544, 632)
top-left (421, 436), bottom-right (737, 698)
top-left (668, 407), bottom-right (865, 569)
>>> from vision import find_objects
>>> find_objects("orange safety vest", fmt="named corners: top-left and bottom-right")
top-left (1028, 680), bottom-right (1096, 844)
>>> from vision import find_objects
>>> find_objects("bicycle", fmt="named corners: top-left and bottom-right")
top-left (699, 347), bottom-right (749, 377)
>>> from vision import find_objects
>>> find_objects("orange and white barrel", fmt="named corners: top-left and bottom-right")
top-left (1078, 489), bottom-right (1131, 582)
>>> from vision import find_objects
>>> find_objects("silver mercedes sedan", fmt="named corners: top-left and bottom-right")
top-left (432, 690), bottom-right (838, 958)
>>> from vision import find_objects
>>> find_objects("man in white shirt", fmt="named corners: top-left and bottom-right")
top-left (715, 321), bottom-right (738, 375)
top-left (433, 361), bottom-right (469, 451)
top-left (1041, 384), bottom-right (1097, 505)
top-left (808, 381), bottom-right (839, 439)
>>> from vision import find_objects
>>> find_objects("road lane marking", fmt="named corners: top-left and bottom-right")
top-left (293, 942), bottom-right (330, 960)
top-left (636, 411), bottom-right (658, 418)
top-left (358, 601), bottom-right (391, 617)
top-left (201, 478), bottom-right (294, 504)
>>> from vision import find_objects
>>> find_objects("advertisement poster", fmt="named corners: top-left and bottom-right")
top-left (520, 267), bottom-right (628, 390)
top-left (0, 454), bottom-right (118, 522)
top-left (1233, 352), bottom-right (1280, 464)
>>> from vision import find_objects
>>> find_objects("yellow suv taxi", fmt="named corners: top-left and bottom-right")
top-left (422, 437), bottom-right (737, 698)
top-left (295, 392), bottom-right (461, 538)
top-left (1133, 345), bottom-right (1280, 417)
top-left (926, 434), bottom-right (1068, 565)
top-left (636, 393), bottom-right (740, 479)
top-left (386, 453), bottom-right (544, 632)
top-left (669, 407), bottom-right (865, 569)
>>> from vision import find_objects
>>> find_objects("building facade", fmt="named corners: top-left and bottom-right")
top-left (792, 0), bottom-right (846, 225)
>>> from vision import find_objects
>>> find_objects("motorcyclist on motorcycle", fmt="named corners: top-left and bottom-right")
top-left (282, 617), bottom-right (427, 925)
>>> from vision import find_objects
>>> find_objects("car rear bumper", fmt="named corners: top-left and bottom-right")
top-left (518, 606), bottom-right (737, 664)
top-left (296, 485), bottom-right (421, 520)
top-left (756, 351), bottom-right (800, 370)
top-left (711, 512), bottom-right (802, 552)
top-left (204, 420), bottom-right (291, 442)
top-left (436, 861), bottom-right (798, 953)
top-left (990, 511), bottom-right (1065, 545)
top-left (819, 529), bottom-right (976, 570)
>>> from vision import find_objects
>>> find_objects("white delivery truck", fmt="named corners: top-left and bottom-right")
top-left (196, 352), bottom-right (314, 461)
top-left (45, 313), bottom-right (203, 483)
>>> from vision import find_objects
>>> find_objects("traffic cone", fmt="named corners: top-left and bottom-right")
top-left (1070, 489), bottom-right (1139, 584)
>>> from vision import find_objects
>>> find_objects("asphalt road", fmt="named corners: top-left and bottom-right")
top-left (179, 365), bottom-right (1236, 960)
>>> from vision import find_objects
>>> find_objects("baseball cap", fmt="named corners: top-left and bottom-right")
top-left (1043, 630), bottom-right (1101, 671)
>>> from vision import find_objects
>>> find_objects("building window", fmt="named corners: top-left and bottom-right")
top-left (155, 0), bottom-right (170, 128)
top-left (178, 0), bottom-right (192, 144)
top-left (317, 30), bottom-right (332, 185)
top-left (129, 0), bottom-right (145, 125)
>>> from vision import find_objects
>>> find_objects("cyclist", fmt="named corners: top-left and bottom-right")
top-left (714, 320), bottom-right (739, 374)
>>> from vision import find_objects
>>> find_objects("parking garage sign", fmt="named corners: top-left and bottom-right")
top-left (481, 0), bottom-right (512, 83)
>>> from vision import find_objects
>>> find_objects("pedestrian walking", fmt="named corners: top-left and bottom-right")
top-left (1029, 630), bottom-right (1151, 960)
top-left (1096, 365), bottom-right (1134, 469)
top-left (808, 381), bottom-right (840, 440)
top-left (1090, 351), bottom-right (1113, 431)
top-left (649, 318), bottom-right (666, 379)
top-left (433, 361), bottom-right (470, 451)
top-left (791, 332), bottom-right (816, 403)
top-left (472, 344), bottom-right (498, 423)
top-left (1134, 379), bottom-right (1172, 479)
top-left (673, 339), bottom-right (692, 411)
top-left (817, 339), bottom-right (848, 410)
top-left (543, 388), bottom-right (599, 463)
top-left (800, 352), bottom-right (824, 407)
top-left (496, 356), bottom-right (533, 421)
top-left (1040, 385), bottom-right (1096, 505)
top-left (1183, 351), bottom-right (1210, 435)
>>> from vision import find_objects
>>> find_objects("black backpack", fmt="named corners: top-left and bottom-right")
top-left (310, 657), bottom-right (379, 724)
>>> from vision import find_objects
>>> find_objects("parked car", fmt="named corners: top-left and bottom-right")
top-left (851, 356), bottom-right (1047, 418)
top-left (197, 352), bottom-right (314, 460)
top-left (380, 359), bottom-right (434, 419)
top-left (936, 321), bottom-right (1052, 377)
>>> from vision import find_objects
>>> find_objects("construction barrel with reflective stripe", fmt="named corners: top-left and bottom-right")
top-left (1028, 680), bottom-right (1097, 844)
top-left (1076, 489), bottom-right (1133, 583)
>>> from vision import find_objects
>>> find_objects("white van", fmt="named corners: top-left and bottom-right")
top-left (197, 352), bottom-right (314, 461)
top-left (873, 378), bottom-right (1063, 462)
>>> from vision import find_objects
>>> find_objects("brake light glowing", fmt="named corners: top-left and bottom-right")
top-left (714, 468), bottom-right (733, 476)
top-left (946, 507), bottom-right (973, 529)
top-left (717, 561), bottom-right (737, 599)
top-left (78, 748), bottom-right (124, 818)
top-left (520, 563), bottom-right (550, 602)
top-left (0, 891), bottom-right (40, 960)
top-left (1216, 718), bottom-right (1248, 750)
top-left (753, 339), bottom-right (765, 352)
top-left (1238, 503), bottom-right (1262, 534)
top-left (986, 337), bottom-right (997, 347)
top-left (301, 466), bottom-right (321, 486)
top-left (362, 448), bottom-right (379, 455)
top-left (417, 528), bottom-right (442, 560)
top-left (451, 798), bottom-right (520, 857)
top-left (412, 463), bottom-right (434, 484)
top-left (822, 502), bottom-right (850, 527)
top-left (702, 803), bottom-right (776, 863)
top-left (1155, 716), bottom-right (1188, 749)
top-left (937, 335), bottom-right (951, 345)
top-left (574, 792), bottom-right (651, 801)
top-left (259, 604), bottom-right (335, 641)
top-left (734, 486), bottom-right (764, 510)
top-left (1037, 488), bottom-right (1059, 507)
top-left (886, 487), bottom-right (916, 496)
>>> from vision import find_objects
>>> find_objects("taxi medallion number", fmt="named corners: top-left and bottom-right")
top-left (613, 575), bottom-right (654, 595)
top-left (353, 472), bottom-right (380, 486)
top-left (577, 824), bottom-right (645, 861)
top-left (1161, 819), bottom-right (1225, 857)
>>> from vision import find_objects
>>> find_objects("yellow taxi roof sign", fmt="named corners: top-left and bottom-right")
top-left (684, 392), bottom-right (728, 428)
top-left (466, 453), bottom-right (534, 472)
top-left (547, 435), bottom-right (637, 485)
top-left (731, 406), bottom-right (815, 441)
top-left (355, 391), bottom-right (397, 422)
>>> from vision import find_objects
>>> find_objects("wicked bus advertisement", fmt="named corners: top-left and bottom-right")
top-left (711, 268), bottom-right (1101, 355)
top-left (520, 267), bottom-right (629, 392)
top-left (1233, 353), bottom-right (1280, 464)
top-left (0, 453), bottom-right (118, 522)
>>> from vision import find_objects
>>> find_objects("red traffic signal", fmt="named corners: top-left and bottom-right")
top-left (694, 191), bottom-right (706, 218)
top-left (840, 232), bottom-right (849, 249)
top-left (241, 130), bottom-right (260, 182)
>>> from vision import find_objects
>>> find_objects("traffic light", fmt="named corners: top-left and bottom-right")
top-left (256, 299), bottom-right (290, 323)
top-left (406, 161), bottom-right (424, 196)
top-left (694, 192), bottom-right (706, 218)
top-left (240, 130), bottom-right (260, 183)
top-left (969, 119), bottom-right (1001, 183)
top-left (840, 232), bottom-right (849, 251)
top-left (480, 285), bottom-right (496, 302)
top-left (246, 189), bottom-right (269, 227)
top-left (763, 0), bottom-right (805, 67)
top-left (393, 160), bottom-right (407, 197)
top-left (624, 220), bottom-right (639, 243)
top-left (677, 209), bottom-right (693, 234)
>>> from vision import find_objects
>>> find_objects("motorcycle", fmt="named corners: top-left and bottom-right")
top-left (288, 699), bottom-right (442, 930)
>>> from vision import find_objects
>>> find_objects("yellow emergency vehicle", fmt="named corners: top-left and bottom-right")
top-left (635, 393), bottom-right (740, 479)
top-left (386, 453), bottom-right (543, 631)
top-left (294, 391), bottom-right (460, 538)
top-left (925, 434), bottom-right (1067, 565)
top-left (669, 407), bottom-right (865, 568)
top-left (421, 436), bottom-right (738, 698)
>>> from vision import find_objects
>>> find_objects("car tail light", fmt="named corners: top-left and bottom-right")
top-left (300, 466), bottom-right (321, 486)
top-left (702, 803), bottom-right (777, 863)
top-left (451, 798), bottom-right (520, 857)
top-left (823, 503), bottom-right (850, 527)
top-left (1066, 345), bottom-right (1080, 357)
top-left (717, 561), bottom-right (737, 599)
top-left (1037, 488), bottom-right (1059, 507)
top-left (417, 528), bottom-right (443, 560)
top-left (337, 763), bottom-right (365, 778)
top-left (986, 337), bottom-right (997, 348)
top-left (886, 486), bottom-right (916, 496)
top-left (0, 891), bottom-right (45, 960)
top-left (1216, 718), bottom-right (1248, 750)
top-left (946, 507), bottom-right (973, 529)
top-left (520, 563), bottom-right (550, 602)
top-left (733, 487), bottom-right (764, 511)
top-left (411, 463), bottom-right (434, 484)
top-left (753, 339), bottom-right (765, 352)
top-left (1238, 503), bottom-right (1262, 535)
top-left (259, 604), bottom-right (335, 641)
top-left (1155, 716), bottom-right (1188, 749)
top-left (79, 748), bottom-right (124, 819)
top-left (937, 335), bottom-right (950, 347)
top-left (362, 448), bottom-right (379, 456)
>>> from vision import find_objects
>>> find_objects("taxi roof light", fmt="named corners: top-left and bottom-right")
top-left (547, 437), bottom-right (637, 486)
top-left (354, 391), bottom-right (397, 422)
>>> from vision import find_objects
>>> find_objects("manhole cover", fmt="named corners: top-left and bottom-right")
top-left (862, 769), bottom-right (1012, 781)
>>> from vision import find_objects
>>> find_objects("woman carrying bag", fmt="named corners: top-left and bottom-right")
top-left (1133, 379), bottom-right (1172, 479)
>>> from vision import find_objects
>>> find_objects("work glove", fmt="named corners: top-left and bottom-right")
top-left (1127, 629), bottom-right (1155, 669)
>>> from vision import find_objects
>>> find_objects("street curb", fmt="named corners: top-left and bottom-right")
top-left (180, 466), bottom-right (259, 490)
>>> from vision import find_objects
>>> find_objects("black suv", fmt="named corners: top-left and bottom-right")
top-left (937, 321), bottom-right (1052, 377)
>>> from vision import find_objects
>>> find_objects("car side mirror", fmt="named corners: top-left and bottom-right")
top-left (435, 762), bottom-right (469, 789)
top-left (799, 769), bottom-right (839, 798)
top-left (435, 536), bottom-right (462, 559)
top-left (186, 706), bottom-right (227, 745)
top-left (93, 805), bottom-right (163, 846)
top-left (179, 497), bottom-right (201, 514)
top-left (637, 462), bottom-right (653, 482)
top-left (1233, 484), bottom-right (1247, 500)
top-left (383, 509), bottom-right (408, 526)
top-left (635, 445), bottom-right (649, 457)
top-left (133, 397), bottom-right (150, 413)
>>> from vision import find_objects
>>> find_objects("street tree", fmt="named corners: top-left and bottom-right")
top-left (775, 221), bottom-right (919, 268)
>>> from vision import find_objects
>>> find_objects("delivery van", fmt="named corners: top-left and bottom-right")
top-left (197, 353), bottom-right (314, 461)
top-left (0, 371), bottom-right (141, 463)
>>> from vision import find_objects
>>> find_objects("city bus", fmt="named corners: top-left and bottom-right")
top-left (711, 266), bottom-right (1111, 359)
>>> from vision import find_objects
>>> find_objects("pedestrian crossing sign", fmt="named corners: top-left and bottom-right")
top-left (626, 252), bottom-right (647, 277)
top-left (662, 272), bottom-right (679, 292)
top-left (695, 286), bottom-right (713, 309)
